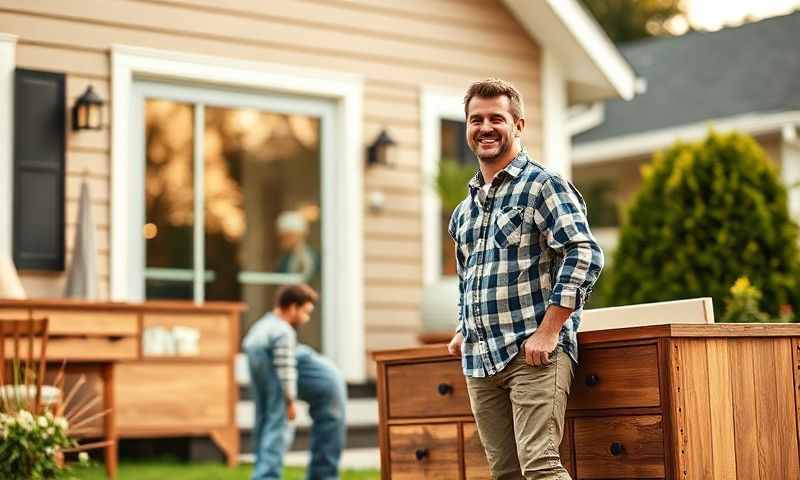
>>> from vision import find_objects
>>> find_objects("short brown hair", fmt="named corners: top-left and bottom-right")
top-left (275, 284), bottom-right (318, 309)
top-left (463, 78), bottom-right (525, 121)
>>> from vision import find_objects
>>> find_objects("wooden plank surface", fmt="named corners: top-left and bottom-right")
top-left (705, 339), bottom-right (737, 480)
top-left (115, 362), bottom-right (230, 431)
top-left (389, 424), bottom-right (460, 480)
top-left (142, 313), bottom-right (231, 358)
top-left (677, 340), bottom-right (714, 479)
top-left (32, 309), bottom-right (138, 336)
top-left (568, 344), bottom-right (661, 410)
top-left (574, 415), bottom-right (665, 479)
top-left (462, 422), bottom-right (491, 480)
top-left (386, 360), bottom-right (471, 419)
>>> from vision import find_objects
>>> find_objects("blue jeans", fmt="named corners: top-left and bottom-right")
top-left (247, 344), bottom-right (347, 480)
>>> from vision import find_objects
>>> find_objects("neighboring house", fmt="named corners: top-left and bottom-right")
top-left (572, 11), bottom-right (800, 254)
top-left (0, 0), bottom-right (634, 384)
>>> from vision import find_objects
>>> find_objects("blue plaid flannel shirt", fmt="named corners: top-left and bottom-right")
top-left (448, 150), bottom-right (604, 377)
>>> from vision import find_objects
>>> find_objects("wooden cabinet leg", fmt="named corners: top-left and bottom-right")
top-left (103, 364), bottom-right (118, 480)
top-left (211, 427), bottom-right (240, 468)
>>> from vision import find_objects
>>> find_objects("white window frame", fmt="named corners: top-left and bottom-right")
top-left (421, 87), bottom-right (467, 286)
top-left (112, 45), bottom-right (366, 382)
top-left (0, 33), bottom-right (17, 260)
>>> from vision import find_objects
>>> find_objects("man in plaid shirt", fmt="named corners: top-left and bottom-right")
top-left (447, 78), bottom-right (604, 480)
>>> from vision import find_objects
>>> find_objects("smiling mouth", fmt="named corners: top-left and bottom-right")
top-left (477, 136), bottom-right (499, 146)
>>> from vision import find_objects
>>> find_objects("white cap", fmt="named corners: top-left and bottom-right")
top-left (276, 210), bottom-right (308, 234)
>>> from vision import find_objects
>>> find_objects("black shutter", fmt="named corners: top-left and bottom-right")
top-left (13, 69), bottom-right (66, 271)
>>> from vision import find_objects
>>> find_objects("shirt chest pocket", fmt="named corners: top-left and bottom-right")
top-left (493, 206), bottom-right (527, 249)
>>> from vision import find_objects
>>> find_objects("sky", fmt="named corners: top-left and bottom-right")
top-left (684, 0), bottom-right (800, 31)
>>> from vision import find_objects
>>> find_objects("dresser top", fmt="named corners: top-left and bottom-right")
top-left (0, 298), bottom-right (247, 314)
top-left (372, 323), bottom-right (800, 362)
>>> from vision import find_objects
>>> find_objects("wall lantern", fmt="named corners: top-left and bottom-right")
top-left (366, 129), bottom-right (397, 168)
top-left (72, 85), bottom-right (105, 131)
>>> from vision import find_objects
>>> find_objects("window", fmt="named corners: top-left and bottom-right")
top-left (439, 119), bottom-right (474, 277)
top-left (141, 93), bottom-right (326, 351)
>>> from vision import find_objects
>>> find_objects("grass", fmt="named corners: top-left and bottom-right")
top-left (68, 459), bottom-right (379, 480)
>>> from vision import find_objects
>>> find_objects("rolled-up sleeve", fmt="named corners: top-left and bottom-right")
top-left (532, 176), bottom-right (604, 311)
top-left (448, 207), bottom-right (466, 334)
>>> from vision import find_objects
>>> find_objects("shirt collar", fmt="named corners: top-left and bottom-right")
top-left (468, 148), bottom-right (529, 192)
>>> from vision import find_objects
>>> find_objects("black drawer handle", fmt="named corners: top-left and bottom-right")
top-left (415, 448), bottom-right (429, 461)
top-left (585, 374), bottom-right (600, 387)
top-left (610, 442), bottom-right (624, 456)
top-left (437, 383), bottom-right (453, 396)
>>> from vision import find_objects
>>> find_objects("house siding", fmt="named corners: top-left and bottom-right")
top-left (0, 0), bottom-right (542, 373)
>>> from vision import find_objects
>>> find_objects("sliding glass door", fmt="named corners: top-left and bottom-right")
top-left (134, 82), bottom-right (333, 350)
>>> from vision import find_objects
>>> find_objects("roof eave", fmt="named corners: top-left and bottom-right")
top-left (503, 0), bottom-right (637, 103)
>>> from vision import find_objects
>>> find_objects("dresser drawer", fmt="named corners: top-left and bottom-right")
top-left (568, 344), bottom-right (660, 410)
top-left (389, 424), bottom-right (459, 479)
top-left (32, 309), bottom-right (139, 337)
top-left (574, 415), bottom-right (665, 479)
top-left (463, 423), bottom-right (491, 480)
top-left (387, 360), bottom-right (471, 419)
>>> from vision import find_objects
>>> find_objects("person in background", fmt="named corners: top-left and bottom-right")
top-left (243, 284), bottom-right (347, 480)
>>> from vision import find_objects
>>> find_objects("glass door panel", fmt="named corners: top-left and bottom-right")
top-left (202, 107), bottom-right (323, 350)
top-left (144, 99), bottom-right (196, 300)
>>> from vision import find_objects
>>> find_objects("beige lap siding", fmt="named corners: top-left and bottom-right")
top-left (1, 0), bottom-right (542, 370)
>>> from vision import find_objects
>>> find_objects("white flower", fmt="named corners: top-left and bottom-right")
top-left (38, 416), bottom-right (48, 428)
top-left (54, 416), bottom-right (69, 431)
top-left (45, 411), bottom-right (54, 421)
top-left (48, 426), bottom-right (55, 436)
top-left (45, 446), bottom-right (55, 455)
top-left (17, 410), bottom-right (34, 430)
top-left (78, 452), bottom-right (90, 464)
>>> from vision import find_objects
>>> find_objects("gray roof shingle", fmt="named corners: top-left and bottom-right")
top-left (574, 11), bottom-right (800, 144)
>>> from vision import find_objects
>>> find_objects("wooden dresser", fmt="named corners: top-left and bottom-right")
top-left (0, 298), bottom-right (244, 473)
top-left (374, 324), bottom-right (800, 480)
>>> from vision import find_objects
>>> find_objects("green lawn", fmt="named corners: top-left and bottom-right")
top-left (69, 460), bottom-right (379, 480)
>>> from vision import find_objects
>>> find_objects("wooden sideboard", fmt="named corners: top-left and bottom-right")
top-left (374, 324), bottom-right (800, 480)
top-left (0, 298), bottom-right (244, 473)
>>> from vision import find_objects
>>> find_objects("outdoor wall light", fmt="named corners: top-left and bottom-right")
top-left (72, 85), bottom-right (105, 131)
top-left (366, 129), bottom-right (397, 168)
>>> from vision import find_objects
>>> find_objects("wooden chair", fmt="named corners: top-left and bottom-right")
top-left (0, 317), bottom-right (54, 414)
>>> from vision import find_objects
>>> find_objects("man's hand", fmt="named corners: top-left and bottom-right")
top-left (286, 400), bottom-right (297, 421)
top-left (523, 329), bottom-right (559, 366)
top-left (523, 305), bottom-right (573, 366)
top-left (448, 332), bottom-right (464, 357)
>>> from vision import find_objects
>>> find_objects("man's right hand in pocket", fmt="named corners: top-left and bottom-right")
top-left (448, 332), bottom-right (464, 357)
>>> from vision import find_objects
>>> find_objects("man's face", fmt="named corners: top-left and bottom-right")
top-left (287, 301), bottom-right (315, 328)
top-left (466, 95), bottom-right (523, 163)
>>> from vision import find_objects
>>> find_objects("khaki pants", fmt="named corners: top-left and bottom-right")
top-left (466, 349), bottom-right (574, 480)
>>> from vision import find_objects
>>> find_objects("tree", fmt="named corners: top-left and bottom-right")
top-left (580, 0), bottom-right (685, 43)
top-left (603, 130), bottom-right (800, 317)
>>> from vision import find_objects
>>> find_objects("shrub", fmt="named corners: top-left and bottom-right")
top-left (604, 130), bottom-right (800, 317)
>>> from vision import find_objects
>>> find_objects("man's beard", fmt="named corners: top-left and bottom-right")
top-left (472, 125), bottom-right (516, 163)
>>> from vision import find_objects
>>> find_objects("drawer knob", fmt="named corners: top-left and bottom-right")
top-left (610, 442), bottom-right (624, 456)
top-left (437, 383), bottom-right (453, 396)
top-left (415, 448), bottom-right (429, 461)
top-left (585, 374), bottom-right (600, 387)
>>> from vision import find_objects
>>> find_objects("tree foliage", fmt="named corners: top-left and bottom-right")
top-left (580, 0), bottom-right (685, 43)
top-left (603, 130), bottom-right (800, 317)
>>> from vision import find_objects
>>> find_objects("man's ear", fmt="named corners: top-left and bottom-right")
top-left (514, 117), bottom-right (526, 136)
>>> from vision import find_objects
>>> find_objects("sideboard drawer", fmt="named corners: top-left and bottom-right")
top-left (574, 415), bottom-right (665, 479)
top-left (463, 423), bottom-right (491, 480)
top-left (387, 360), bottom-right (471, 419)
top-left (32, 309), bottom-right (139, 336)
top-left (389, 424), bottom-right (459, 479)
top-left (568, 344), bottom-right (661, 410)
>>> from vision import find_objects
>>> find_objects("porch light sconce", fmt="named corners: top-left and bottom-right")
top-left (366, 129), bottom-right (397, 168)
top-left (72, 85), bottom-right (105, 131)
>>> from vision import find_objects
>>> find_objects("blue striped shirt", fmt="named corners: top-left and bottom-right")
top-left (448, 150), bottom-right (604, 378)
